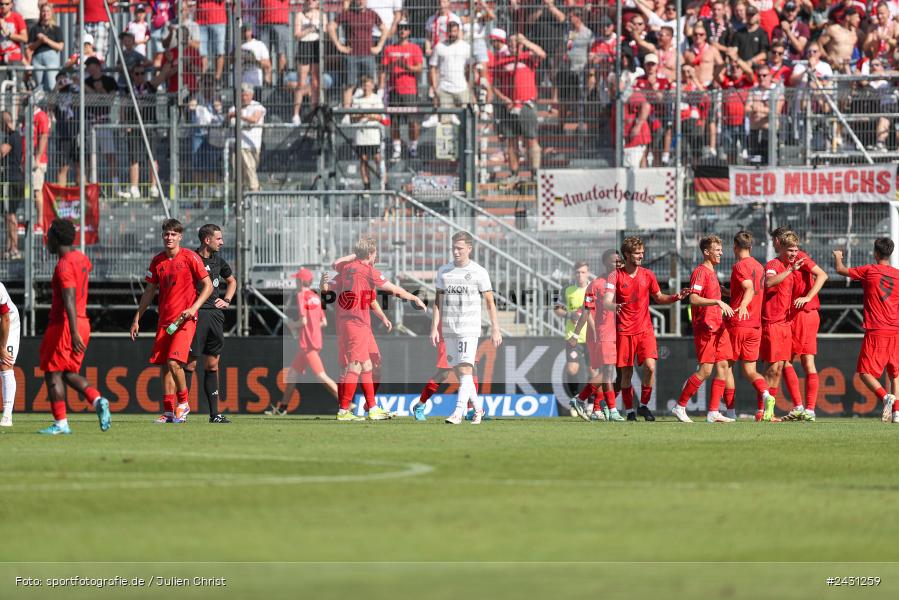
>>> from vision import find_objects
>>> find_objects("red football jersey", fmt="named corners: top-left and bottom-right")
top-left (382, 42), bottom-right (423, 96)
top-left (583, 276), bottom-right (617, 343)
top-left (297, 288), bottom-right (324, 351)
top-left (848, 264), bottom-right (899, 332)
top-left (145, 248), bottom-right (209, 325)
top-left (606, 267), bottom-right (660, 336)
top-left (689, 264), bottom-right (723, 333)
top-left (49, 250), bottom-right (93, 324)
top-left (762, 257), bottom-right (794, 324)
top-left (791, 250), bottom-right (820, 312)
top-left (729, 256), bottom-right (765, 329)
top-left (334, 259), bottom-right (386, 328)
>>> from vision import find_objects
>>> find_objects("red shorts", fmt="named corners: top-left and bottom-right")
top-left (39, 318), bottom-right (91, 373)
top-left (588, 339), bottom-right (617, 369)
top-left (761, 322), bottom-right (792, 363)
top-left (150, 321), bottom-right (196, 365)
top-left (616, 332), bottom-right (657, 367)
top-left (728, 325), bottom-right (761, 362)
top-left (435, 339), bottom-right (450, 369)
top-left (790, 310), bottom-right (819, 356)
top-left (291, 347), bottom-right (325, 374)
top-left (857, 332), bottom-right (899, 378)
top-left (339, 322), bottom-right (377, 366)
top-left (693, 327), bottom-right (733, 364)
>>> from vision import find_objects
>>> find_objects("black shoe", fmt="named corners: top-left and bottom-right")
top-left (637, 405), bottom-right (656, 422)
top-left (209, 414), bottom-right (232, 423)
top-left (626, 411), bottom-right (637, 421)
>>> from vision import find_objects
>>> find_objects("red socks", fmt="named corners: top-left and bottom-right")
top-left (339, 371), bottom-right (358, 410)
top-left (621, 386), bottom-right (634, 410)
top-left (578, 383), bottom-right (597, 402)
top-left (419, 379), bottom-right (440, 403)
top-left (709, 378), bottom-right (725, 412)
top-left (176, 389), bottom-right (188, 405)
top-left (875, 386), bottom-right (888, 401)
top-left (678, 374), bottom-right (703, 407)
top-left (51, 400), bottom-right (67, 421)
top-left (724, 387), bottom-right (736, 410)
top-left (604, 390), bottom-right (617, 411)
top-left (805, 373), bottom-right (819, 411)
top-left (752, 377), bottom-right (768, 410)
top-left (640, 385), bottom-right (652, 406)
top-left (783, 366), bottom-right (802, 407)
top-left (163, 394), bottom-right (175, 415)
top-left (360, 371), bottom-right (376, 410)
top-left (84, 386), bottom-right (102, 405)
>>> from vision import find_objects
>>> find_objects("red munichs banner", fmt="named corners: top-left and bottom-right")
top-left (42, 183), bottom-right (100, 246)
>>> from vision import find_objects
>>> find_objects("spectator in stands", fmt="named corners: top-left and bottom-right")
top-left (656, 25), bottom-right (677, 80)
top-left (772, 1), bottom-right (809, 62)
top-left (635, 53), bottom-right (672, 165)
top-left (747, 64), bottom-right (784, 164)
top-left (623, 10), bottom-right (657, 67)
top-left (0, 0), bottom-right (27, 80)
top-left (159, 25), bottom-right (201, 99)
top-left (241, 25), bottom-right (272, 89)
top-left (149, 0), bottom-right (174, 68)
top-left (293, 0), bottom-right (326, 124)
top-left (426, 20), bottom-right (470, 127)
top-left (717, 48), bottom-right (754, 162)
top-left (257, 0), bottom-right (292, 83)
top-left (425, 0), bottom-right (460, 58)
top-left (329, 0), bottom-right (388, 108)
top-left (703, 0), bottom-right (733, 53)
top-left (351, 74), bottom-right (385, 192)
top-left (367, 0), bottom-right (403, 45)
top-left (50, 72), bottom-right (78, 188)
top-left (196, 0), bottom-right (229, 86)
top-left (83, 0), bottom-right (111, 61)
top-left (380, 18), bottom-right (422, 160)
top-left (731, 0), bottom-right (749, 33)
top-left (26, 2), bottom-right (62, 92)
top-left (185, 82), bottom-right (225, 192)
top-left (768, 40), bottom-right (793, 83)
top-left (790, 40), bottom-right (834, 86)
top-left (116, 31), bottom-right (152, 87)
top-left (679, 62), bottom-right (713, 161)
top-left (622, 82), bottom-right (651, 168)
top-left (734, 5), bottom-right (770, 66)
top-left (559, 9), bottom-right (592, 127)
top-left (119, 65), bottom-right (160, 200)
top-left (866, 57), bottom-right (896, 151)
top-left (684, 23), bottom-right (722, 88)
top-left (229, 83), bottom-right (266, 192)
top-left (84, 56), bottom-right (120, 196)
top-left (14, 0), bottom-right (36, 30)
top-left (819, 7), bottom-right (860, 73)
top-left (589, 15), bottom-right (617, 80)
top-left (0, 109), bottom-right (23, 259)
top-left (30, 98), bottom-right (49, 229)
top-left (127, 4), bottom-right (151, 57)
top-left (63, 33), bottom-right (101, 73)
top-left (488, 33), bottom-right (544, 185)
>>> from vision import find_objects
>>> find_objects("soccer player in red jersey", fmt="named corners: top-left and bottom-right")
top-left (570, 249), bottom-right (624, 422)
top-left (268, 268), bottom-right (338, 416)
top-left (834, 240), bottom-right (899, 424)
top-left (779, 229), bottom-right (828, 422)
top-left (332, 238), bottom-right (425, 421)
top-left (725, 231), bottom-right (773, 422)
top-left (761, 230), bottom-right (803, 421)
top-left (603, 236), bottom-right (687, 421)
top-left (673, 235), bottom-right (735, 423)
top-left (131, 219), bottom-right (213, 424)
top-left (37, 219), bottom-right (111, 435)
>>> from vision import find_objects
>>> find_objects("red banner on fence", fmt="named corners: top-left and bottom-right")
top-left (729, 165), bottom-right (898, 204)
top-left (42, 183), bottom-right (100, 246)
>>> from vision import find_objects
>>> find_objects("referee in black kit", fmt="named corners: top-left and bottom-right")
top-left (185, 224), bottom-right (237, 423)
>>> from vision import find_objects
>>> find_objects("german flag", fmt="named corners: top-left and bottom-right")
top-left (693, 165), bottom-right (730, 206)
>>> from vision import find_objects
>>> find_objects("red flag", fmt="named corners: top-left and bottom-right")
top-left (42, 183), bottom-right (100, 245)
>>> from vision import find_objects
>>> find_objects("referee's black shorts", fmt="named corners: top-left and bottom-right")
top-left (190, 309), bottom-right (225, 357)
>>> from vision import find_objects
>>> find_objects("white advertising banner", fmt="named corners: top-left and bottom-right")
top-left (729, 164), bottom-right (897, 204)
top-left (537, 169), bottom-right (677, 231)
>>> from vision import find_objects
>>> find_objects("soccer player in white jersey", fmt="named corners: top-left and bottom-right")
top-left (430, 231), bottom-right (503, 424)
top-left (0, 280), bottom-right (20, 427)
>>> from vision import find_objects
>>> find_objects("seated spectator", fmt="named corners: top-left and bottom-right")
top-left (351, 74), bottom-right (385, 192)
top-left (26, 2), bottom-right (63, 92)
top-left (772, 1), bottom-right (809, 62)
top-left (241, 24), bottom-right (272, 89)
top-left (328, 0), bottom-right (387, 108)
top-left (426, 21), bottom-right (470, 127)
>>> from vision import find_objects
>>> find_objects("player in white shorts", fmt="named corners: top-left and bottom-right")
top-left (431, 231), bottom-right (503, 424)
top-left (0, 280), bottom-right (20, 427)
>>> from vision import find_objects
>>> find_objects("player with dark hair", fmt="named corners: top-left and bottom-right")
top-left (570, 249), bottom-right (624, 421)
top-left (834, 238), bottom-right (899, 424)
top-left (726, 231), bottom-right (773, 421)
top-left (674, 235), bottom-right (735, 423)
top-left (603, 236), bottom-right (687, 421)
top-left (131, 219), bottom-right (213, 423)
top-left (37, 219), bottom-right (111, 434)
top-left (184, 223), bottom-right (237, 424)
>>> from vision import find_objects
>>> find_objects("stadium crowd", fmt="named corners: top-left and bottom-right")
top-left (4, 0), bottom-right (899, 230)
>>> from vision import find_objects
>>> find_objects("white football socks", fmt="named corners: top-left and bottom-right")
top-left (1, 369), bottom-right (15, 420)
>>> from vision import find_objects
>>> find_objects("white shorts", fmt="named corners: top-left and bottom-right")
top-left (444, 336), bottom-right (478, 367)
top-left (3, 317), bottom-right (20, 365)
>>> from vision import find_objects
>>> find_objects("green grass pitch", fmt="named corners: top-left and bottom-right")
top-left (2, 414), bottom-right (899, 599)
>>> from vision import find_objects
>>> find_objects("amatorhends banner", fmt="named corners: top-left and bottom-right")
top-left (7, 337), bottom-right (879, 417)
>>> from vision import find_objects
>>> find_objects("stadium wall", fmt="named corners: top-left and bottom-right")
top-left (8, 337), bottom-right (880, 417)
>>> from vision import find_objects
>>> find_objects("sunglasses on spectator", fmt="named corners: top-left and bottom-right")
top-left (772, 50), bottom-right (785, 56)
top-left (758, 72), bottom-right (771, 77)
